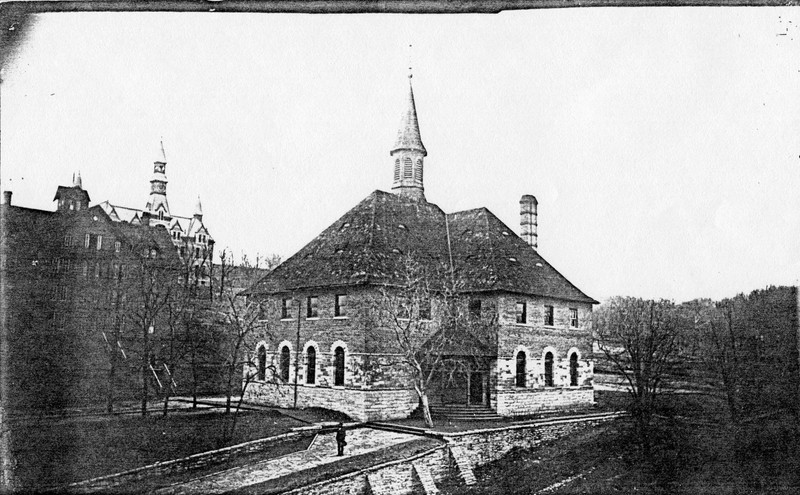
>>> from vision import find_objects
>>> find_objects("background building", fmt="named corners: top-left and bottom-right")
top-left (98, 142), bottom-right (214, 291)
top-left (1, 149), bottom-right (216, 412)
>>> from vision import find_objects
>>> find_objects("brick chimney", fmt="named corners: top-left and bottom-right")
top-left (3, 191), bottom-right (11, 206)
top-left (520, 194), bottom-right (538, 249)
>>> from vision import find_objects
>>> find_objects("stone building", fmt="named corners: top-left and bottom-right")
top-left (244, 76), bottom-right (597, 422)
top-left (1, 145), bottom-right (215, 411)
top-left (1, 173), bottom-right (184, 410)
top-left (98, 142), bottom-right (214, 289)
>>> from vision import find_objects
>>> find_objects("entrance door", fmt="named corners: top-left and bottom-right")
top-left (469, 372), bottom-right (484, 405)
top-left (441, 371), bottom-right (468, 404)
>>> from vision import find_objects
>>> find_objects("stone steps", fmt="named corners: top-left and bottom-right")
top-left (412, 461), bottom-right (440, 495)
top-left (430, 404), bottom-right (502, 421)
top-left (448, 445), bottom-right (477, 486)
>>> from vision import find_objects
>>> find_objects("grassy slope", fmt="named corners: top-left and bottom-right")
top-left (450, 391), bottom-right (800, 495)
top-left (8, 409), bottom-right (307, 489)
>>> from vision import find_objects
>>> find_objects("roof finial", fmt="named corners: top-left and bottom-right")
top-left (157, 137), bottom-right (167, 163)
top-left (408, 44), bottom-right (413, 79)
top-left (194, 195), bottom-right (203, 218)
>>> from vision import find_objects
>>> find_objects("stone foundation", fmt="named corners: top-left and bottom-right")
top-left (494, 386), bottom-right (594, 416)
top-left (245, 382), bottom-right (419, 422)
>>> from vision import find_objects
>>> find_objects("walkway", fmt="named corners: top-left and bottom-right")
top-left (154, 428), bottom-right (421, 494)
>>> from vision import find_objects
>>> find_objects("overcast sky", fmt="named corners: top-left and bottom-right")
top-left (2, 8), bottom-right (799, 303)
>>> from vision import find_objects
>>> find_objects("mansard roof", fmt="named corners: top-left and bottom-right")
top-left (247, 190), bottom-right (596, 304)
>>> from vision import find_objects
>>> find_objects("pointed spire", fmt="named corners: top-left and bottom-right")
top-left (156, 138), bottom-right (167, 164)
top-left (194, 195), bottom-right (203, 218)
top-left (391, 77), bottom-right (427, 156)
top-left (73, 170), bottom-right (83, 189)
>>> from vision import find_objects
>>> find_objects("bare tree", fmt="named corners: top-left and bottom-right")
top-left (594, 297), bottom-right (679, 453)
top-left (121, 239), bottom-right (182, 417)
top-left (366, 253), bottom-right (496, 427)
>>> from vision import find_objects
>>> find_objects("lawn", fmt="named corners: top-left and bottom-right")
top-left (7, 408), bottom-right (314, 490)
top-left (448, 391), bottom-right (800, 495)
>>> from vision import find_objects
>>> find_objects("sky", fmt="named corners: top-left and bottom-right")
top-left (1, 8), bottom-right (799, 303)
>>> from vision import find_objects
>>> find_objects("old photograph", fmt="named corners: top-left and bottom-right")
top-left (1, 2), bottom-right (798, 493)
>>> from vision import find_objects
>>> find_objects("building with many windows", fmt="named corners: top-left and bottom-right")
top-left (98, 142), bottom-right (214, 289)
top-left (1, 148), bottom-right (214, 411)
top-left (243, 76), bottom-right (598, 421)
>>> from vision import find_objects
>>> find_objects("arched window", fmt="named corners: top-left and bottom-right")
top-left (544, 351), bottom-right (554, 387)
top-left (570, 352), bottom-right (579, 386)
top-left (306, 347), bottom-right (316, 384)
top-left (516, 351), bottom-right (526, 387)
top-left (403, 157), bottom-right (412, 178)
top-left (257, 346), bottom-right (266, 381)
top-left (394, 159), bottom-right (400, 181)
top-left (280, 346), bottom-right (290, 382)
top-left (334, 346), bottom-right (345, 386)
top-left (415, 159), bottom-right (423, 182)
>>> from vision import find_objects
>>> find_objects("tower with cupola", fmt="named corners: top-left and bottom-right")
top-left (390, 74), bottom-right (427, 201)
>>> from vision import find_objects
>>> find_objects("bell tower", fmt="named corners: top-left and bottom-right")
top-left (145, 139), bottom-right (171, 223)
top-left (390, 73), bottom-right (427, 201)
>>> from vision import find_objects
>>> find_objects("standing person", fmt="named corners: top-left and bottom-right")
top-left (335, 424), bottom-right (347, 456)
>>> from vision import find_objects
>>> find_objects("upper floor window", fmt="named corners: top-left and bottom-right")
top-left (84, 233), bottom-right (91, 249)
top-left (415, 159), bottom-right (423, 181)
top-left (544, 305), bottom-right (554, 326)
top-left (172, 231), bottom-right (181, 240)
top-left (516, 302), bottom-right (527, 324)
top-left (281, 298), bottom-right (293, 319)
top-left (158, 211), bottom-right (164, 221)
top-left (306, 296), bottom-right (319, 318)
top-left (419, 299), bottom-right (431, 320)
top-left (96, 235), bottom-right (103, 250)
top-left (469, 299), bottom-right (482, 319)
top-left (64, 235), bottom-right (72, 247)
top-left (198, 234), bottom-right (206, 244)
top-left (394, 159), bottom-right (400, 181)
top-left (569, 308), bottom-right (579, 328)
top-left (403, 157), bottom-right (412, 178)
top-left (335, 294), bottom-right (348, 317)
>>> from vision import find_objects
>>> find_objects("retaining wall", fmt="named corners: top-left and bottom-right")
top-left (65, 428), bottom-right (316, 493)
top-left (288, 412), bottom-right (624, 495)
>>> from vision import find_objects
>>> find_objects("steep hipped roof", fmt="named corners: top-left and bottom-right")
top-left (391, 79), bottom-right (427, 156)
top-left (247, 191), bottom-right (596, 304)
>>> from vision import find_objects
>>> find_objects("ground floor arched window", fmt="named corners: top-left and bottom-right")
top-left (570, 352), bottom-right (579, 386)
top-left (306, 347), bottom-right (316, 384)
top-left (280, 346), bottom-right (290, 382)
top-left (516, 351), bottom-right (526, 387)
top-left (544, 351), bottom-right (554, 387)
top-left (334, 346), bottom-right (345, 386)
top-left (257, 346), bottom-right (266, 381)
